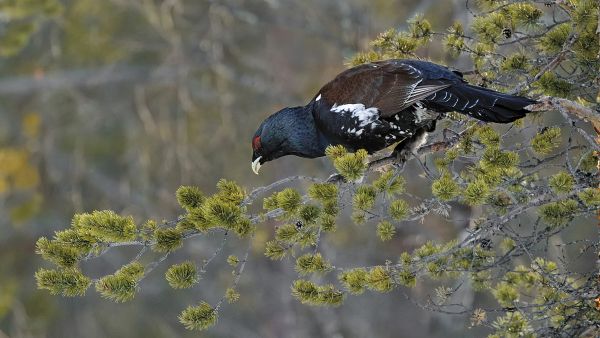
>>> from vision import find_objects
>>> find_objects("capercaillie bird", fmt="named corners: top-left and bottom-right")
top-left (251, 59), bottom-right (536, 174)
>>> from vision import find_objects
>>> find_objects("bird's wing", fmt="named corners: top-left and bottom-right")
top-left (318, 60), bottom-right (451, 117)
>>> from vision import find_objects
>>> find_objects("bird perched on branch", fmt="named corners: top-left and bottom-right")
top-left (251, 59), bottom-right (536, 174)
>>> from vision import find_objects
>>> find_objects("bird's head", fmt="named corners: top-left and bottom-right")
top-left (251, 107), bottom-right (296, 174)
top-left (251, 106), bottom-right (326, 174)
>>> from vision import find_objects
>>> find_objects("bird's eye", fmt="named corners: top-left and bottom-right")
top-left (252, 136), bottom-right (261, 151)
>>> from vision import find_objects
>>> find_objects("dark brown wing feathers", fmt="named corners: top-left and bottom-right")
top-left (318, 60), bottom-right (449, 117)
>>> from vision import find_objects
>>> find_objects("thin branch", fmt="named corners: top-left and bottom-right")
top-left (527, 96), bottom-right (600, 151)
top-left (510, 33), bottom-right (578, 95)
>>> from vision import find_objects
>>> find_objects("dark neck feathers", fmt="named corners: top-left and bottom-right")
top-left (278, 105), bottom-right (330, 158)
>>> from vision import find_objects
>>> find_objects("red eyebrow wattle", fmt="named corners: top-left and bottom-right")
top-left (252, 136), bottom-right (261, 150)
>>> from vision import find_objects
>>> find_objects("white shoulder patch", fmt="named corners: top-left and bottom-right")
top-left (331, 103), bottom-right (366, 113)
top-left (315, 94), bottom-right (321, 101)
top-left (330, 103), bottom-right (380, 127)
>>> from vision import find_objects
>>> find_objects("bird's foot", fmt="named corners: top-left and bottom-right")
top-left (394, 148), bottom-right (412, 165)
top-left (389, 151), bottom-right (408, 173)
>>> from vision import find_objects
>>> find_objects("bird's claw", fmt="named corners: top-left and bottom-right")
top-left (394, 149), bottom-right (411, 164)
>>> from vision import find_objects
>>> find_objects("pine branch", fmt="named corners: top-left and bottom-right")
top-left (510, 32), bottom-right (578, 95)
top-left (527, 96), bottom-right (600, 151)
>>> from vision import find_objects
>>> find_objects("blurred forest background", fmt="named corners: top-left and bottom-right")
top-left (0, 0), bottom-right (595, 337)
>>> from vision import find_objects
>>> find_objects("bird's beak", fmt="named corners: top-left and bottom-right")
top-left (251, 156), bottom-right (262, 175)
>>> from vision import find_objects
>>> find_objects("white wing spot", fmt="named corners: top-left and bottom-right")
top-left (331, 103), bottom-right (380, 128)
top-left (316, 94), bottom-right (321, 101)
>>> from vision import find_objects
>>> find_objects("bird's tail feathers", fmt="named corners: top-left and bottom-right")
top-left (457, 84), bottom-right (536, 123)
top-left (427, 84), bottom-right (536, 123)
